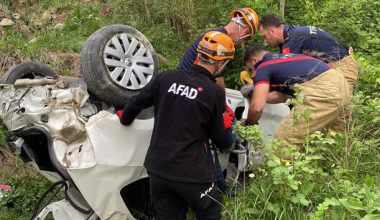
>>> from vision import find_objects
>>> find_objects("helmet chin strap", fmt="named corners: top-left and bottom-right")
top-left (232, 16), bottom-right (251, 44)
top-left (214, 59), bottom-right (230, 78)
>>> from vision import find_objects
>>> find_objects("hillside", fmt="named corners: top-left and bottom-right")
top-left (0, 0), bottom-right (379, 219)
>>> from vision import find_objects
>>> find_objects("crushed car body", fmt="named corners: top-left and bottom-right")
top-left (0, 80), bottom-right (153, 219)
top-left (0, 24), bottom-right (290, 220)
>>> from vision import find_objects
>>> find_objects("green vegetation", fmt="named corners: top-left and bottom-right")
top-left (0, 151), bottom-right (55, 219)
top-left (0, 0), bottom-right (379, 219)
top-left (225, 91), bottom-right (380, 219)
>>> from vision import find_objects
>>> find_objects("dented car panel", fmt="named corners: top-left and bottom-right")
top-left (0, 81), bottom-right (153, 219)
top-left (224, 88), bottom-right (290, 138)
top-left (0, 83), bottom-right (88, 134)
top-left (68, 112), bottom-right (153, 219)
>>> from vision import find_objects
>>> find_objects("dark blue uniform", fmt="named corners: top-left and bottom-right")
top-left (253, 53), bottom-right (331, 96)
top-left (280, 25), bottom-right (348, 63)
top-left (177, 27), bottom-right (227, 70)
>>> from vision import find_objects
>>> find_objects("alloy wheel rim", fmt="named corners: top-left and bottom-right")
top-left (103, 33), bottom-right (155, 90)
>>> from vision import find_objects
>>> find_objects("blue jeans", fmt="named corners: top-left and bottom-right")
top-left (214, 127), bottom-right (234, 193)
top-left (214, 151), bottom-right (227, 193)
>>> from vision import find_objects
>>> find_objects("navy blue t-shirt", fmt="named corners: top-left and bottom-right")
top-left (280, 25), bottom-right (348, 63)
top-left (253, 53), bottom-right (331, 96)
top-left (177, 27), bottom-right (227, 70)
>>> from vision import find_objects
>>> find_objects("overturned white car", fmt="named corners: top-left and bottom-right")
top-left (0, 25), bottom-right (289, 220)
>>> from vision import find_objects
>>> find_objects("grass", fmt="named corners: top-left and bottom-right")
top-left (0, 0), bottom-right (185, 77)
top-left (0, 148), bottom-right (53, 220)
top-left (0, 0), bottom-right (379, 219)
top-left (0, 209), bottom-right (30, 220)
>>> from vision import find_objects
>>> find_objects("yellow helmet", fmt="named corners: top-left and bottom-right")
top-left (240, 70), bottom-right (253, 85)
top-left (230, 7), bottom-right (259, 39)
top-left (197, 31), bottom-right (235, 61)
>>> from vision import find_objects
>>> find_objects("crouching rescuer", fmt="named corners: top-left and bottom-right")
top-left (118, 31), bottom-right (235, 220)
top-left (243, 44), bottom-right (350, 158)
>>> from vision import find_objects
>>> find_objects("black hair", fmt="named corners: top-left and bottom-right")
top-left (259, 14), bottom-right (284, 28)
top-left (198, 53), bottom-right (215, 64)
top-left (244, 44), bottom-right (267, 63)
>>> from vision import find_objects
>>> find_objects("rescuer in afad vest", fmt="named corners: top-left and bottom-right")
top-left (118, 31), bottom-right (236, 220)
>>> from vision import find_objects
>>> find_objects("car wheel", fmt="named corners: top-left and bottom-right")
top-left (80, 24), bottom-right (159, 107)
top-left (1, 62), bottom-right (57, 84)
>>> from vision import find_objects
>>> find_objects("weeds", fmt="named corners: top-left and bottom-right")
top-left (0, 148), bottom-right (53, 219)
top-left (223, 78), bottom-right (380, 219)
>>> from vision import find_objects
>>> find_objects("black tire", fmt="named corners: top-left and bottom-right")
top-left (80, 24), bottom-right (159, 107)
top-left (1, 62), bottom-right (57, 84)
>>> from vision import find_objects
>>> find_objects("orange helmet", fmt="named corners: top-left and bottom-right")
top-left (230, 7), bottom-right (259, 39)
top-left (197, 31), bottom-right (235, 61)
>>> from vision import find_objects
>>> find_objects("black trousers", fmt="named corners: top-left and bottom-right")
top-left (150, 175), bottom-right (221, 220)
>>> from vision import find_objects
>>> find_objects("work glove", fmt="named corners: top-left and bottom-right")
top-left (117, 110), bottom-right (123, 119)
top-left (240, 84), bottom-right (254, 98)
top-left (223, 105), bottom-right (235, 129)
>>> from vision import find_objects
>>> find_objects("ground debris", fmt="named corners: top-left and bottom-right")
top-left (0, 18), bottom-right (14, 26)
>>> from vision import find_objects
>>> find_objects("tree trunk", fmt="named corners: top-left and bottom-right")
top-left (280, 0), bottom-right (286, 18)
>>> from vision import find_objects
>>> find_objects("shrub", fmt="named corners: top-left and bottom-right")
top-left (0, 175), bottom-right (52, 215)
